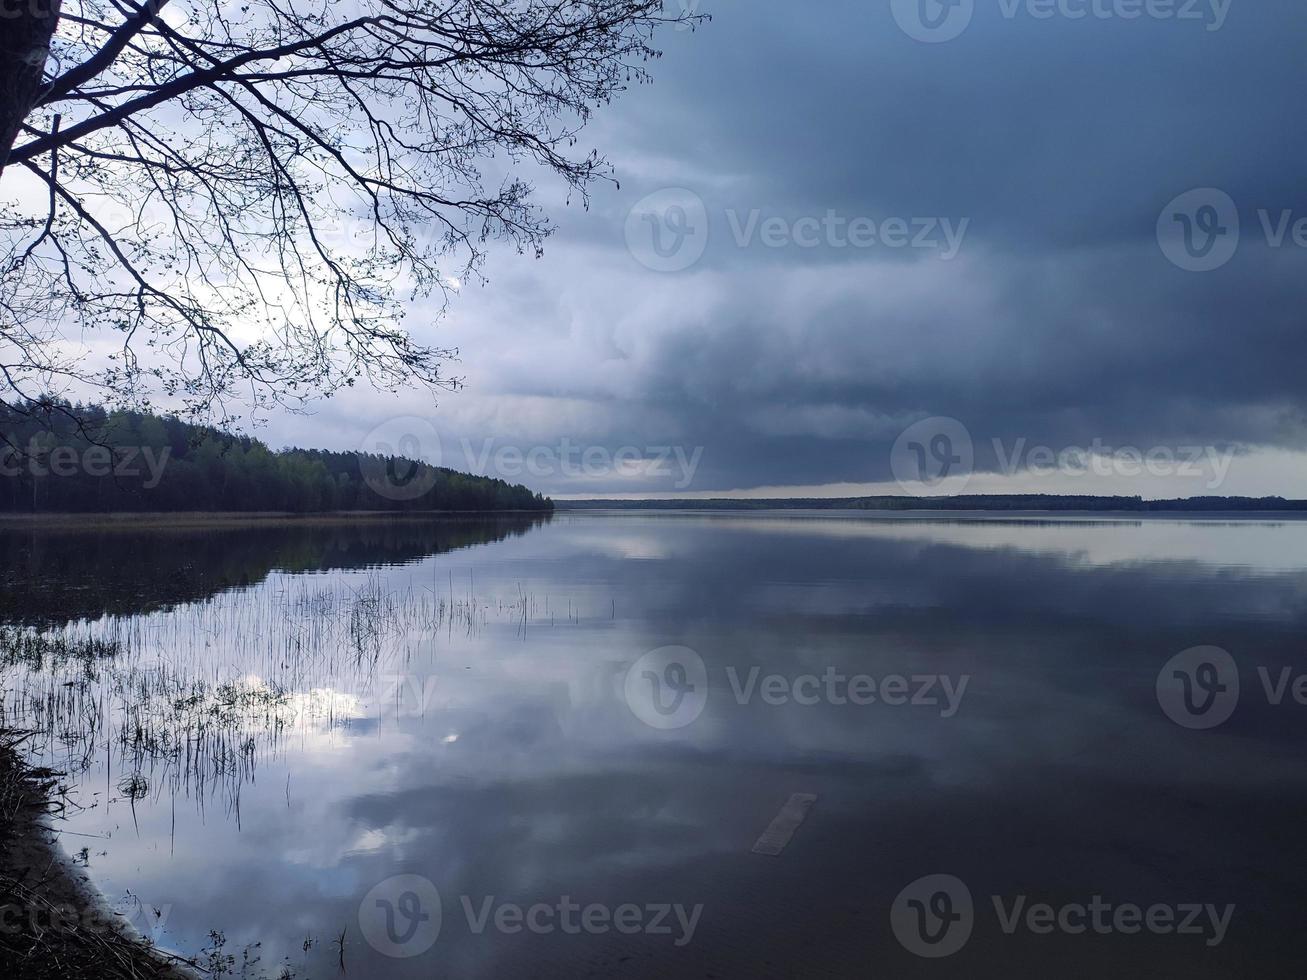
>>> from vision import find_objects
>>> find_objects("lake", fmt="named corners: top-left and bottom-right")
top-left (2, 511), bottom-right (1305, 977)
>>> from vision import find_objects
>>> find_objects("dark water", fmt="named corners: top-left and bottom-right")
top-left (2, 512), bottom-right (1305, 978)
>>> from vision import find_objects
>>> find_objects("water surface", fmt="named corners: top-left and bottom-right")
top-left (2, 512), bottom-right (1304, 977)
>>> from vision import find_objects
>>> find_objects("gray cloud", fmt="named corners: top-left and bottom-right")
top-left (269, 0), bottom-right (1307, 497)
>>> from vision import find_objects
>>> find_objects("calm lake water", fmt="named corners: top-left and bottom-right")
top-left (2, 511), bottom-right (1306, 977)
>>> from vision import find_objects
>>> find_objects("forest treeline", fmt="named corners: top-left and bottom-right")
top-left (0, 401), bottom-right (552, 514)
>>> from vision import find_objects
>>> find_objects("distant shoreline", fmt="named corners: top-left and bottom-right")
top-left (5, 497), bottom-right (1307, 527)
top-left (556, 494), bottom-right (1307, 513)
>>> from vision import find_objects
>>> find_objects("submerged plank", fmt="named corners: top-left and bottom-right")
top-left (751, 793), bottom-right (818, 855)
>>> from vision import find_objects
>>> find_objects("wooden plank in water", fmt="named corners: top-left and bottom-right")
top-left (751, 793), bottom-right (818, 855)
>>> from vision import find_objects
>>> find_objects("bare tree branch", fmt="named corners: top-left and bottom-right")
top-left (0, 0), bottom-right (706, 421)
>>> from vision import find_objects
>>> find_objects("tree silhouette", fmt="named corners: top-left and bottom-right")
top-left (0, 397), bottom-right (556, 513)
top-left (0, 0), bottom-right (701, 420)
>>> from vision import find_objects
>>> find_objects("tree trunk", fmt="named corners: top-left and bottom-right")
top-left (0, 0), bottom-right (60, 176)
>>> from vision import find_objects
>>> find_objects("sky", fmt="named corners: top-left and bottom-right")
top-left (265, 0), bottom-right (1307, 499)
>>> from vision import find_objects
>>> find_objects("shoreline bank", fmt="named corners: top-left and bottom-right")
top-left (0, 739), bottom-right (196, 978)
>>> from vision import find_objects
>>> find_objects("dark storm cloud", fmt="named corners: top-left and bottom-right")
top-left (576, 0), bottom-right (1307, 487)
top-left (309, 0), bottom-right (1307, 496)
top-left (612, 0), bottom-right (1307, 251)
